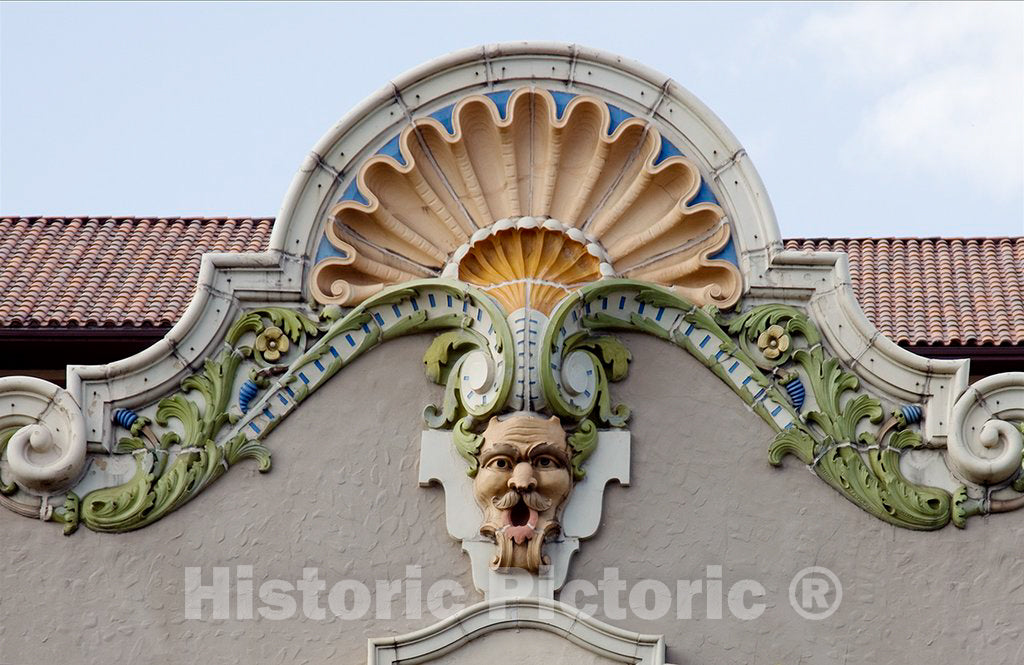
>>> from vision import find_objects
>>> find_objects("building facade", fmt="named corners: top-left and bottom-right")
top-left (1, 44), bottom-right (1022, 664)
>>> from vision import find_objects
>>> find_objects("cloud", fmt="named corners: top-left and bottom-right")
top-left (799, 2), bottom-right (1023, 199)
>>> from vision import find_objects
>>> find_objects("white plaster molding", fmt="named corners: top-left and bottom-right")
top-left (947, 372), bottom-right (1024, 485)
top-left (0, 377), bottom-right (87, 495)
top-left (65, 249), bottom-right (301, 447)
top-left (419, 429), bottom-right (629, 596)
top-left (367, 596), bottom-right (667, 665)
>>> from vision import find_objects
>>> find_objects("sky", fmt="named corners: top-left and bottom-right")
top-left (1, 1), bottom-right (1022, 238)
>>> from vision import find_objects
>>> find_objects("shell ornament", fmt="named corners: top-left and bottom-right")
top-left (309, 88), bottom-right (741, 312)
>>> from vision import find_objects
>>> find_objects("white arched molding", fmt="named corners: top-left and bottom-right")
top-left (368, 597), bottom-right (667, 665)
top-left (58, 43), bottom-right (969, 449)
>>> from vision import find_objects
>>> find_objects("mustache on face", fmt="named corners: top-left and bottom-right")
top-left (493, 489), bottom-right (552, 512)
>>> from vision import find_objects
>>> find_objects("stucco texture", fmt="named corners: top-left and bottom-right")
top-left (1, 334), bottom-right (1022, 664)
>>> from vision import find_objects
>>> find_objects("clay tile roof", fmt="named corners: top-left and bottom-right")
top-left (0, 218), bottom-right (1019, 347)
top-left (0, 217), bottom-right (273, 329)
top-left (785, 237), bottom-right (1024, 346)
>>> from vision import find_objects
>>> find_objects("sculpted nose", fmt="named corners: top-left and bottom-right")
top-left (508, 462), bottom-right (537, 492)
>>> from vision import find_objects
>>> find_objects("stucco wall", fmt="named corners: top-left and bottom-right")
top-left (2, 334), bottom-right (1021, 664)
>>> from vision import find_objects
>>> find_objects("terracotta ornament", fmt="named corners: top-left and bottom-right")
top-left (472, 414), bottom-right (573, 572)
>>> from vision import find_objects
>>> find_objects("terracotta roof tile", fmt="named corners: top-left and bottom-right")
top-left (785, 237), bottom-right (1024, 346)
top-left (0, 217), bottom-right (273, 329)
top-left (0, 218), bottom-right (1019, 346)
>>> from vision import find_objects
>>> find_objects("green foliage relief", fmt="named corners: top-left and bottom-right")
top-left (539, 280), bottom-right (955, 531)
top-left (37, 278), bottom-right (990, 534)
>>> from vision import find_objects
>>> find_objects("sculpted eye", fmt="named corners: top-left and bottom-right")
top-left (534, 456), bottom-right (559, 468)
top-left (489, 457), bottom-right (511, 470)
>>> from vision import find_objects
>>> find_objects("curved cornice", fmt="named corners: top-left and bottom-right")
top-left (368, 596), bottom-right (667, 664)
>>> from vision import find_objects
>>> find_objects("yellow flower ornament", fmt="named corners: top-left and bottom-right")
top-left (757, 324), bottom-right (790, 360)
top-left (255, 326), bottom-right (290, 361)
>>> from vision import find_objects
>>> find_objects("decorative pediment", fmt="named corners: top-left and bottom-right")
top-left (1, 42), bottom-right (1020, 662)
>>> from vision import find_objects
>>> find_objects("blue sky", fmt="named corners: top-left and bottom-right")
top-left (1, 2), bottom-right (1021, 237)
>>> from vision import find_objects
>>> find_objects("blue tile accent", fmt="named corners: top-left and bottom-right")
top-left (375, 134), bottom-right (407, 166)
top-left (314, 236), bottom-right (349, 264)
top-left (410, 297), bottom-right (419, 312)
top-left (373, 312), bottom-right (385, 326)
top-left (709, 237), bottom-right (738, 267)
top-left (476, 308), bottom-right (483, 321)
top-left (391, 304), bottom-right (402, 318)
top-left (249, 423), bottom-right (261, 434)
top-left (771, 405), bottom-right (783, 417)
top-left (447, 295), bottom-right (453, 307)
top-left (345, 334), bottom-right (356, 347)
top-left (285, 386), bottom-right (295, 397)
top-left (485, 90), bottom-right (513, 119)
top-left (549, 90), bottom-right (576, 119)
top-left (654, 136), bottom-right (685, 164)
top-left (462, 300), bottom-right (468, 313)
top-left (606, 103), bottom-right (633, 134)
top-left (428, 293), bottom-right (436, 308)
top-left (656, 306), bottom-right (664, 321)
top-left (685, 323), bottom-right (695, 336)
top-left (429, 103), bottom-right (456, 134)
top-left (742, 376), bottom-right (753, 386)
top-left (618, 296), bottom-right (627, 310)
top-left (715, 349), bottom-right (726, 360)
top-left (337, 178), bottom-right (369, 205)
top-left (728, 361), bottom-right (739, 374)
top-left (601, 297), bottom-right (608, 310)
top-left (314, 359), bottom-right (325, 372)
top-left (299, 372), bottom-right (309, 385)
top-left (699, 334), bottom-right (711, 349)
top-left (637, 301), bottom-right (645, 315)
top-left (262, 407), bottom-right (275, 421)
top-left (278, 394), bottom-right (288, 406)
top-left (690, 178), bottom-right (719, 206)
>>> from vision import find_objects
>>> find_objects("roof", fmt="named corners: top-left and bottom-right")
top-left (0, 217), bottom-right (272, 328)
top-left (785, 238), bottom-right (1024, 346)
top-left (0, 217), bottom-right (1020, 346)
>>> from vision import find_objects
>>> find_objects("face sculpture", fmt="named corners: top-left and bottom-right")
top-left (472, 414), bottom-right (574, 573)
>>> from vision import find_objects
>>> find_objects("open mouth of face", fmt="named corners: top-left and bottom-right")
top-left (509, 497), bottom-right (531, 527)
top-left (501, 496), bottom-right (539, 544)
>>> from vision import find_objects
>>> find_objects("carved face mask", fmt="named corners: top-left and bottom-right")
top-left (472, 414), bottom-right (573, 573)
